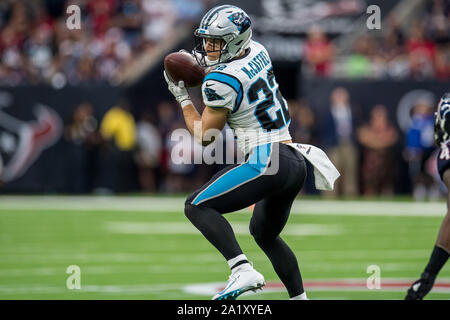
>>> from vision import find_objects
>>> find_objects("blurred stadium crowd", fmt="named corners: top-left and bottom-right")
top-left (303, 0), bottom-right (450, 79)
top-left (0, 0), bottom-right (449, 198)
top-left (0, 0), bottom-right (448, 85)
top-left (0, 0), bottom-right (210, 86)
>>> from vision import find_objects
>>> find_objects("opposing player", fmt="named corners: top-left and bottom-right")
top-left (405, 93), bottom-right (450, 300)
top-left (164, 5), bottom-right (309, 300)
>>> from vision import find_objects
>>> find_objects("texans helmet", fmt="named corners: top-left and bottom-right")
top-left (434, 93), bottom-right (450, 145)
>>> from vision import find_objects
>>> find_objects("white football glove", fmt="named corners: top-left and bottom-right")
top-left (163, 70), bottom-right (191, 108)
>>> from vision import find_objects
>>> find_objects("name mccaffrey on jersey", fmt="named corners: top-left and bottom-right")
top-left (240, 49), bottom-right (271, 80)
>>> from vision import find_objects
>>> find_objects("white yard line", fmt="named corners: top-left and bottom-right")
top-left (182, 279), bottom-right (450, 296)
top-left (0, 283), bottom-right (185, 295)
top-left (1, 278), bottom-right (449, 297)
top-left (0, 249), bottom-right (434, 266)
top-left (0, 196), bottom-right (446, 216)
top-left (104, 221), bottom-right (343, 236)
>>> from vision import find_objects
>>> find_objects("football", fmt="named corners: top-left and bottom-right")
top-left (164, 52), bottom-right (205, 87)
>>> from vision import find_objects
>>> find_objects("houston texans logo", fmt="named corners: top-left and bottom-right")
top-left (0, 104), bottom-right (62, 183)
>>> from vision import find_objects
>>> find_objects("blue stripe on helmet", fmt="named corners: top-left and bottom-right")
top-left (201, 5), bottom-right (236, 29)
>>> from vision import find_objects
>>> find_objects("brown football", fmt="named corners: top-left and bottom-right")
top-left (164, 52), bottom-right (205, 87)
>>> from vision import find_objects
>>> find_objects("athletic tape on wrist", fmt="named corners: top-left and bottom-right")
top-left (180, 99), bottom-right (192, 109)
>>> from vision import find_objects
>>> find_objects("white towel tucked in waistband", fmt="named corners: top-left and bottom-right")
top-left (287, 143), bottom-right (340, 191)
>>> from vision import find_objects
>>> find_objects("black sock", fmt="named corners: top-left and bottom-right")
top-left (230, 259), bottom-right (249, 270)
top-left (424, 245), bottom-right (450, 276)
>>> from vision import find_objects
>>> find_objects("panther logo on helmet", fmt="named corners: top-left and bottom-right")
top-left (228, 12), bottom-right (251, 33)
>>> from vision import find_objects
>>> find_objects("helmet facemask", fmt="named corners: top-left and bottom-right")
top-left (194, 33), bottom-right (234, 67)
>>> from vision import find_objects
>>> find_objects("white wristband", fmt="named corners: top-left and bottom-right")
top-left (180, 99), bottom-right (192, 109)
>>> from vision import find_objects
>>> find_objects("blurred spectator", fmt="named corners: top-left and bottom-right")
top-left (425, 0), bottom-right (450, 45)
top-left (157, 100), bottom-right (178, 138)
top-left (87, 0), bottom-right (116, 37)
top-left (164, 119), bottom-right (202, 192)
top-left (100, 99), bottom-right (136, 151)
top-left (142, 0), bottom-right (177, 49)
top-left (289, 99), bottom-right (318, 145)
top-left (357, 104), bottom-right (399, 196)
top-left (434, 46), bottom-right (450, 79)
top-left (404, 98), bottom-right (438, 200)
top-left (96, 27), bottom-right (132, 80)
top-left (344, 35), bottom-right (374, 78)
top-left (99, 99), bottom-right (138, 192)
top-left (406, 21), bottom-right (437, 80)
top-left (63, 102), bottom-right (102, 193)
top-left (304, 24), bottom-right (334, 77)
top-left (135, 111), bottom-right (162, 192)
top-left (375, 23), bottom-right (409, 78)
top-left (114, 0), bottom-right (143, 46)
top-left (288, 99), bottom-right (319, 195)
top-left (384, 13), bottom-right (406, 47)
top-left (321, 87), bottom-right (360, 197)
top-left (24, 26), bottom-right (53, 81)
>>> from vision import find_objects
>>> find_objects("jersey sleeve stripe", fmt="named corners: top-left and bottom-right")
top-left (204, 72), bottom-right (243, 113)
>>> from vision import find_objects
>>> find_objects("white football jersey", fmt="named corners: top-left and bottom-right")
top-left (201, 40), bottom-right (292, 155)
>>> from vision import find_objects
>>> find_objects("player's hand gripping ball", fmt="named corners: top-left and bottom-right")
top-left (164, 51), bottom-right (206, 87)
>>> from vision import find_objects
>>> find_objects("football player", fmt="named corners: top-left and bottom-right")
top-left (164, 5), bottom-right (308, 300)
top-left (405, 93), bottom-right (450, 300)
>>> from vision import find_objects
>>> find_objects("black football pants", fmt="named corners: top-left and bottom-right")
top-left (185, 142), bottom-right (307, 297)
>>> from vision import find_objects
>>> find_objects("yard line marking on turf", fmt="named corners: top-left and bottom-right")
top-left (0, 196), bottom-right (446, 216)
top-left (182, 279), bottom-right (450, 296)
top-left (0, 249), bottom-right (437, 266)
top-left (104, 222), bottom-right (343, 236)
top-left (0, 283), bottom-right (186, 295)
top-left (0, 264), bottom-right (229, 277)
top-left (0, 279), bottom-right (449, 297)
top-left (1, 262), bottom-right (444, 277)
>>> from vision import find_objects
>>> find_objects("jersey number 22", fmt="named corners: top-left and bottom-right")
top-left (247, 68), bottom-right (290, 131)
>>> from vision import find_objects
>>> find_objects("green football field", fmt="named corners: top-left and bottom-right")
top-left (0, 195), bottom-right (449, 300)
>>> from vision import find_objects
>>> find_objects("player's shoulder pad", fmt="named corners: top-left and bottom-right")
top-left (202, 71), bottom-right (243, 113)
top-left (201, 79), bottom-right (236, 111)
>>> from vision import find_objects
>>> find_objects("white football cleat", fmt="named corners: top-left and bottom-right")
top-left (212, 265), bottom-right (265, 300)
